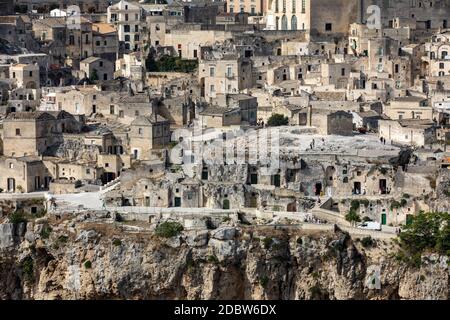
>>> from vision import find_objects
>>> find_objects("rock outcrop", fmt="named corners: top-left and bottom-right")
top-left (0, 216), bottom-right (448, 300)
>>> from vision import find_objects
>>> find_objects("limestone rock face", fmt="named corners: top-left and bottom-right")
top-left (211, 227), bottom-right (236, 241)
top-left (0, 224), bottom-right (14, 249)
top-left (0, 220), bottom-right (448, 300)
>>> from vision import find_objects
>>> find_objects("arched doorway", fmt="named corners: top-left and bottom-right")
top-left (291, 15), bottom-right (297, 30)
top-left (223, 199), bottom-right (230, 209)
top-left (281, 15), bottom-right (288, 30)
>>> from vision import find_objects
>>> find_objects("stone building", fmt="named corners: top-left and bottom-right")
top-left (79, 56), bottom-right (115, 81)
top-left (364, 0), bottom-right (450, 30)
top-left (2, 111), bottom-right (81, 157)
top-left (164, 28), bottom-right (233, 60)
top-left (0, 156), bottom-right (50, 193)
top-left (384, 96), bottom-right (433, 120)
top-left (199, 106), bottom-right (242, 127)
top-left (0, 16), bottom-right (30, 50)
top-left (92, 23), bottom-right (119, 63)
top-left (10, 64), bottom-right (40, 89)
top-left (14, 0), bottom-right (109, 13)
top-left (266, 0), bottom-right (361, 33)
top-left (65, 16), bottom-right (94, 67)
top-left (199, 55), bottom-right (253, 100)
top-left (326, 111), bottom-right (354, 136)
top-left (379, 119), bottom-right (437, 146)
top-left (226, 0), bottom-right (266, 15)
top-left (129, 114), bottom-right (171, 160)
top-left (107, 0), bottom-right (144, 52)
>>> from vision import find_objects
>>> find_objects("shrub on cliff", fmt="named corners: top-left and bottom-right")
top-left (155, 221), bottom-right (184, 238)
top-left (397, 211), bottom-right (450, 267)
top-left (22, 256), bottom-right (34, 282)
top-left (10, 210), bottom-right (27, 224)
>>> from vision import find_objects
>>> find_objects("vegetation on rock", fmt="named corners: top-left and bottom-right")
top-left (155, 221), bottom-right (184, 238)
top-left (396, 211), bottom-right (450, 267)
top-left (267, 114), bottom-right (289, 127)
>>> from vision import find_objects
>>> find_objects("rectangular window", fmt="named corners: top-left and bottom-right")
top-left (226, 66), bottom-right (232, 77)
top-left (110, 105), bottom-right (114, 114)
top-left (15, 128), bottom-right (21, 136)
top-left (325, 23), bottom-right (332, 31)
top-left (209, 67), bottom-right (215, 77)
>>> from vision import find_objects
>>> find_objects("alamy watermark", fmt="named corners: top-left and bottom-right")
top-left (367, 5), bottom-right (382, 30)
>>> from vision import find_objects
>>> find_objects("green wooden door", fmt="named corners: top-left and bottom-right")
top-left (273, 174), bottom-right (281, 187)
top-left (223, 199), bottom-right (230, 210)
top-left (381, 213), bottom-right (387, 225)
top-left (174, 197), bottom-right (181, 207)
top-left (406, 214), bottom-right (413, 226)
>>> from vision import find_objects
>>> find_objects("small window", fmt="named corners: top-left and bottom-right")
top-left (325, 23), bottom-right (332, 31)
top-left (15, 128), bottom-right (21, 136)
top-left (105, 163), bottom-right (110, 168)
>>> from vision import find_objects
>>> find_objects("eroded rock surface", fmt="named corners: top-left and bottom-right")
top-left (0, 217), bottom-right (448, 300)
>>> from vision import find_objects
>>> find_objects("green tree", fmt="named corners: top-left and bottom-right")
top-left (267, 114), bottom-right (289, 126)
top-left (345, 208), bottom-right (361, 226)
top-left (397, 212), bottom-right (450, 266)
